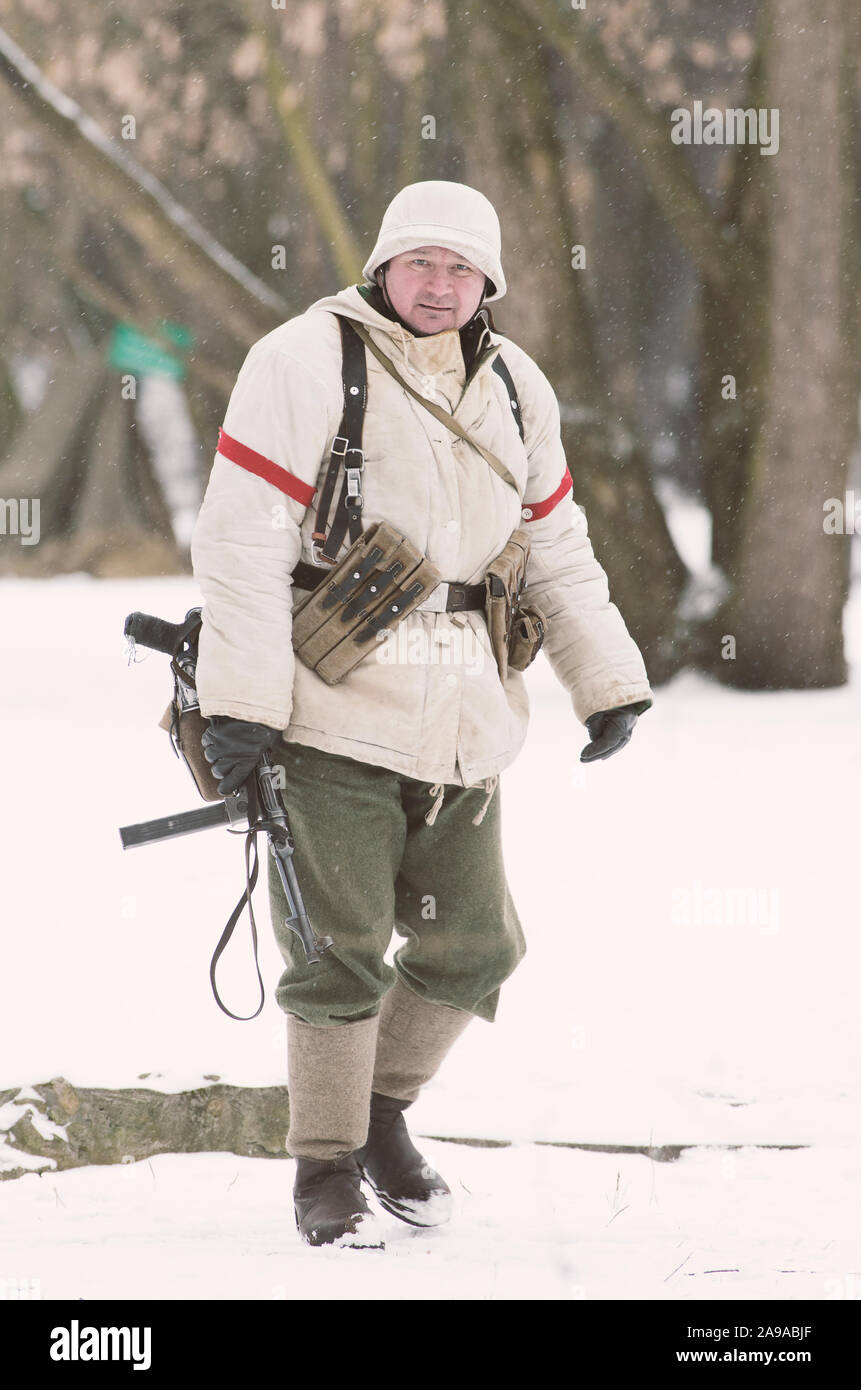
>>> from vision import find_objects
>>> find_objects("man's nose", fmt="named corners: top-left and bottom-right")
top-left (424, 269), bottom-right (455, 298)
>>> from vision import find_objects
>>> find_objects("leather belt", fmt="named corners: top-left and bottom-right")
top-left (292, 559), bottom-right (485, 612)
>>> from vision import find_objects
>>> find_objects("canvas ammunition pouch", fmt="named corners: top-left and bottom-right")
top-left (484, 527), bottom-right (548, 681)
top-left (291, 520), bottom-right (547, 687)
top-left (292, 519), bottom-right (445, 685)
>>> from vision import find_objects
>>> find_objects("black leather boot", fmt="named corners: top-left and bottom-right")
top-left (354, 1092), bottom-right (453, 1228)
top-left (293, 1154), bottom-right (385, 1249)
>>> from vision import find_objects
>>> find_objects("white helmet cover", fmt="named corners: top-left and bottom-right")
top-left (362, 180), bottom-right (507, 302)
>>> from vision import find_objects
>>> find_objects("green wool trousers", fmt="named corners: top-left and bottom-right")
top-left (266, 741), bottom-right (526, 1026)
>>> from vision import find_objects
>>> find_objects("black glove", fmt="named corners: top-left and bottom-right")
top-left (580, 700), bottom-right (650, 764)
top-left (201, 716), bottom-right (282, 796)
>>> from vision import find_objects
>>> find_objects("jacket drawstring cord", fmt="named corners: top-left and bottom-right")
top-left (471, 774), bottom-right (498, 827)
top-left (424, 774), bottom-right (498, 829)
top-left (424, 783), bottom-right (446, 827)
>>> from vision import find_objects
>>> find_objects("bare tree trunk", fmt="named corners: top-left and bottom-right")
top-left (447, 4), bottom-right (687, 678)
top-left (0, 353), bottom-right (105, 575)
top-left (697, 35), bottom-right (770, 575)
top-left (718, 0), bottom-right (858, 688)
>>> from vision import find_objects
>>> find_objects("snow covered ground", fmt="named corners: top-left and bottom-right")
top-left (1, 538), bottom-right (859, 1300)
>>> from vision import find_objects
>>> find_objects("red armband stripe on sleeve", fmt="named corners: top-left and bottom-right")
top-left (520, 468), bottom-right (573, 521)
top-left (216, 428), bottom-right (316, 507)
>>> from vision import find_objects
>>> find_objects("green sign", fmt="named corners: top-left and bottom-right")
top-left (108, 321), bottom-right (194, 380)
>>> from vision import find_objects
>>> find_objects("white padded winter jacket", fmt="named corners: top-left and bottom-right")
top-left (190, 284), bottom-right (652, 799)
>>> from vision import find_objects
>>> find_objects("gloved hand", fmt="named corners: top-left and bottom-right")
top-left (580, 701), bottom-right (649, 764)
top-left (201, 716), bottom-right (282, 795)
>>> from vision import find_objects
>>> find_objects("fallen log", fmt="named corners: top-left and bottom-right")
top-left (0, 1077), bottom-right (291, 1181)
top-left (0, 1079), bottom-right (812, 1182)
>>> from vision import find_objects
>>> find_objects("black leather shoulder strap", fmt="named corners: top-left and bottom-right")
top-left (312, 315), bottom-right (368, 562)
top-left (492, 354), bottom-right (525, 443)
top-left (339, 315), bottom-right (369, 431)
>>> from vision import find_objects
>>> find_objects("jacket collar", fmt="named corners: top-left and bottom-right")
top-left (305, 284), bottom-right (501, 418)
top-left (356, 282), bottom-right (495, 375)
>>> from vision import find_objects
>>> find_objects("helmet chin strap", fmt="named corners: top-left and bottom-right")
top-left (377, 264), bottom-right (403, 322)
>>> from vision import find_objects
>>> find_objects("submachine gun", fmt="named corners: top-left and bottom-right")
top-left (119, 607), bottom-right (333, 1019)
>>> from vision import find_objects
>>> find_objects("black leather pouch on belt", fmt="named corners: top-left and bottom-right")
top-left (291, 520), bottom-right (443, 685)
top-left (484, 527), bottom-right (549, 681)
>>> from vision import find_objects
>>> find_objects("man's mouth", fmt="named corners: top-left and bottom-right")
top-left (418, 304), bottom-right (453, 312)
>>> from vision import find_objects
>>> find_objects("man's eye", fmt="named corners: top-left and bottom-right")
top-left (409, 259), bottom-right (473, 272)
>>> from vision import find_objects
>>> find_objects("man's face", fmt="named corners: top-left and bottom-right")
top-left (376, 245), bottom-right (486, 335)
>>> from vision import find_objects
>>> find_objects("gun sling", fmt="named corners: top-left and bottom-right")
top-left (299, 315), bottom-right (547, 681)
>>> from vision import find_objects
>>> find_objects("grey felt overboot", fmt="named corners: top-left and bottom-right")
top-left (286, 1013), bottom-right (384, 1249)
top-left (354, 978), bottom-right (474, 1227)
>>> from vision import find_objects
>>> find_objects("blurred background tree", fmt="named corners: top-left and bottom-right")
top-left (0, 0), bottom-right (858, 689)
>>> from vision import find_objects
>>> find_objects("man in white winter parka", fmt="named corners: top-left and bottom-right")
top-left (191, 180), bottom-right (653, 1249)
